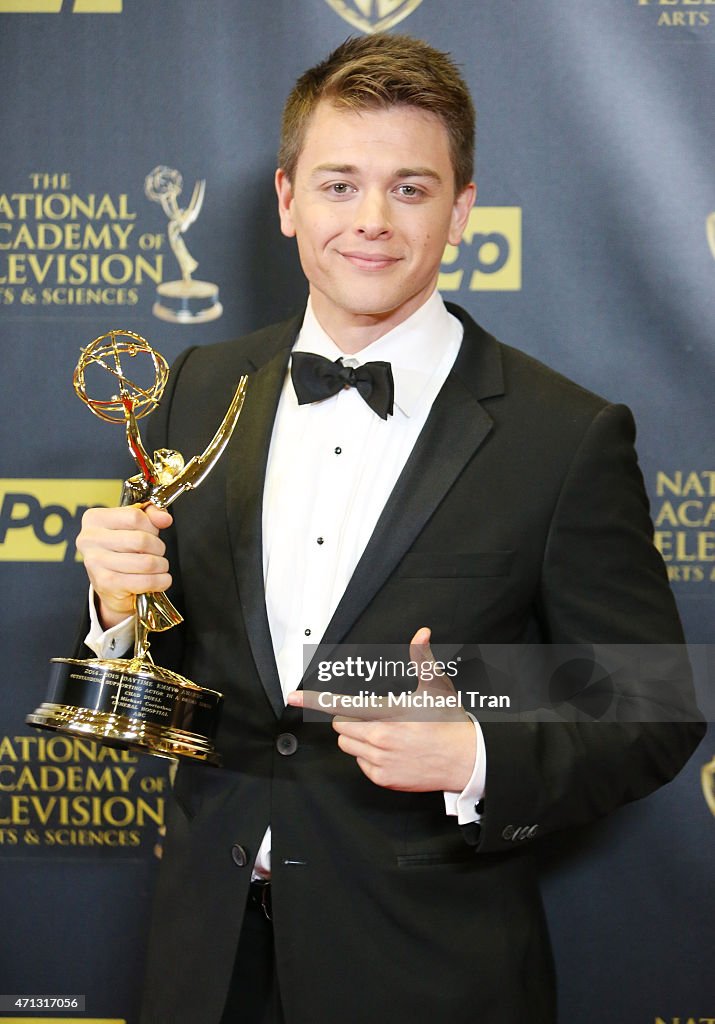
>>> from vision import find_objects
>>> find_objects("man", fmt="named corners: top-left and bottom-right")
top-left (76, 34), bottom-right (703, 1024)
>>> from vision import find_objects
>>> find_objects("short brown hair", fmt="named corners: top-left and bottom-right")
top-left (279, 34), bottom-right (475, 193)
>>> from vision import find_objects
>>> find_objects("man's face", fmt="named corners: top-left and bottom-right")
top-left (276, 100), bottom-right (475, 348)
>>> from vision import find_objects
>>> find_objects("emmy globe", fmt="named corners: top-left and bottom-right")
top-left (27, 330), bottom-right (248, 764)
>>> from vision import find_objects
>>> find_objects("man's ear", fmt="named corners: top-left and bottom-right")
top-left (448, 182), bottom-right (476, 247)
top-left (275, 168), bottom-right (296, 238)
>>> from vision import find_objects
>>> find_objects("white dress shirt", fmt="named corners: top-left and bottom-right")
top-left (86, 289), bottom-right (486, 876)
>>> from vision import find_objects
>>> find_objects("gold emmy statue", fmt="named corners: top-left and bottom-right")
top-left (707, 211), bottom-right (715, 262)
top-left (145, 165), bottom-right (223, 324)
top-left (27, 330), bottom-right (248, 764)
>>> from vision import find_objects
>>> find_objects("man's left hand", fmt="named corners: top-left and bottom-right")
top-left (287, 627), bottom-right (476, 793)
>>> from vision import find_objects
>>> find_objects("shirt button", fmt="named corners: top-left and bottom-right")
top-left (304, 628), bottom-right (311, 636)
top-left (276, 733), bottom-right (299, 756)
top-left (334, 447), bottom-right (342, 455)
top-left (231, 844), bottom-right (249, 867)
top-left (317, 537), bottom-right (324, 545)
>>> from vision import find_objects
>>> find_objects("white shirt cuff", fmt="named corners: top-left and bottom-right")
top-left (84, 585), bottom-right (135, 660)
top-left (443, 715), bottom-right (486, 824)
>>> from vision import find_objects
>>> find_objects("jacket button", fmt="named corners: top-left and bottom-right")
top-left (276, 732), bottom-right (298, 756)
top-left (231, 844), bottom-right (249, 867)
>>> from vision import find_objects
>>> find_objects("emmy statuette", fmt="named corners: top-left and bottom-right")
top-left (27, 330), bottom-right (248, 764)
top-left (145, 166), bottom-right (223, 324)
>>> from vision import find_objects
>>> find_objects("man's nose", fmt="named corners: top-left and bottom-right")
top-left (353, 189), bottom-right (392, 239)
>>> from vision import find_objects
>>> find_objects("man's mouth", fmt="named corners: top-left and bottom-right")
top-left (339, 251), bottom-right (401, 270)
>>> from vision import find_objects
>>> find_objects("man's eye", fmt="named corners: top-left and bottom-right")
top-left (396, 184), bottom-right (422, 198)
top-left (329, 182), bottom-right (352, 195)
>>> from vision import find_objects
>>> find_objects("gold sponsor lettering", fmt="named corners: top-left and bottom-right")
top-left (655, 530), bottom-right (715, 561)
top-left (0, 479), bottom-right (121, 561)
top-left (40, 286), bottom-right (139, 305)
top-left (0, 191), bottom-right (135, 219)
top-left (636, 0), bottom-right (714, 29)
top-left (72, 0), bottom-right (122, 10)
top-left (653, 471), bottom-right (715, 582)
top-left (0, 735), bottom-right (165, 852)
top-left (0, 794), bottom-right (163, 827)
top-left (0, 175), bottom-right (164, 304)
top-left (0, 1019), bottom-right (124, 1024)
top-left (0, 1), bottom-right (121, 10)
top-left (0, 222), bottom-right (135, 250)
top-left (0, 735), bottom-right (137, 762)
top-left (657, 10), bottom-right (710, 23)
top-left (439, 207), bottom-right (522, 293)
top-left (0, 764), bottom-right (136, 792)
top-left (657, 470), bottom-right (715, 496)
top-left (654, 500), bottom-right (715, 527)
top-left (0, 253), bottom-right (162, 285)
top-left (654, 1019), bottom-right (715, 1024)
top-left (0, 1), bottom-right (62, 9)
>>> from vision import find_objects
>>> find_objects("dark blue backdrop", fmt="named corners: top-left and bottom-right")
top-left (0, 2), bottom-right (712, 1022)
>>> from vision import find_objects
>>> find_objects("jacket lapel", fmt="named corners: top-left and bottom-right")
top-left (317, 308), bottom-right (505, 653)
top-left (225, 320), bottom-right (298, 717)
top-left (223, 305), bottom-right (506, 706)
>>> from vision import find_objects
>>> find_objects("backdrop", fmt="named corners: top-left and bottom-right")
top-left (0, 2), bottom-right (713, 1022)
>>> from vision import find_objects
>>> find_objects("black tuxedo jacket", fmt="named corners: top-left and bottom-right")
top-left (135, 304), bottom-right (702, 1024)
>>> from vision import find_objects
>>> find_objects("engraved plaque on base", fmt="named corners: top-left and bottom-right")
top-left (28, 658), bottom-right (224, 764)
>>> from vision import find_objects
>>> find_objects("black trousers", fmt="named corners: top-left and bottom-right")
top-left (219, 895), bottom-right (284, 1024)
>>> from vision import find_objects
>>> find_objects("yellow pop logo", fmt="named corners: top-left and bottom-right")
top-left (0, 479), bottom-right (121, 562)
top-left (439, 207), bottom-right (522, 292)
top-left (0, 1), bottom-right (121, 12)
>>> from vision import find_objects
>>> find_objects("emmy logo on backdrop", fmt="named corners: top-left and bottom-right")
top-left (27, 330), bottom-right (248, 763)
top-left (145, 165), bottom-right (223, 324)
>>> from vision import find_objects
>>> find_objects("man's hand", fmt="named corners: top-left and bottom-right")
top-left (287, 627), bottom-right (476, 793)
top-left (76, 504), bottom-right (173, 629)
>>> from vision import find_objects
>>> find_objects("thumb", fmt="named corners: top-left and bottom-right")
top-left (409, 627), bottom-right (459, 695)
top-left (409, 627), bottom-right (436, 685)
top-left (143, 503), bottom-right (174, 531)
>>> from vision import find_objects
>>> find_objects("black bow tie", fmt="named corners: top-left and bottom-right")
top-left (290, 351), bottom-right (394, 420)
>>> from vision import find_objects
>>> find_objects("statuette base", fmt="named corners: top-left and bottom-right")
top-left (27, 657), bottom-right (223, 764)
top-left (153, 279), bottom-right (223, 324)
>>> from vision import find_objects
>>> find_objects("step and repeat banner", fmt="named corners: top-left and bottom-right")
top-left (0, 2), bottom-right (713, 1022)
